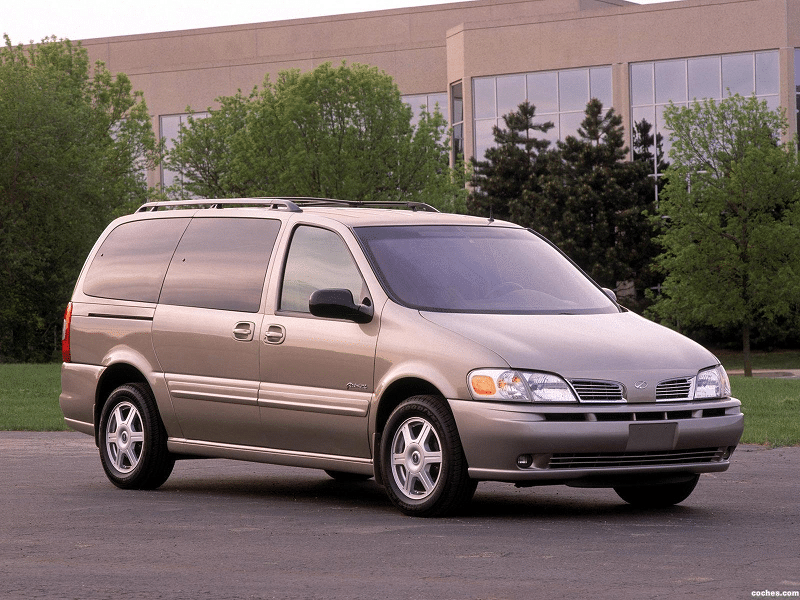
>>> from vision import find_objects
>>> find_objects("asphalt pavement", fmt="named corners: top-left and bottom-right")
top-left (0, 432), bottom-right (798, 600)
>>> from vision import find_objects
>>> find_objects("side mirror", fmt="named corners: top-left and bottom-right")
top-left (309, 289), bottom-right (373, 324)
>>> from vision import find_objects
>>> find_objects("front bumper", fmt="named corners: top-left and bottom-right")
top-left (449, 397), bottom-right (743, 484)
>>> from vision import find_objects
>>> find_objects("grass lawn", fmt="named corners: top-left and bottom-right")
top-left (1, 360), bottom-right (798, 446)
top-left (0, 363), bottom-right (68, 431)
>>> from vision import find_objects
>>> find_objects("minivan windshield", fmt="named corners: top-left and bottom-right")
top-left (355, 225), bottom-right (619, 314)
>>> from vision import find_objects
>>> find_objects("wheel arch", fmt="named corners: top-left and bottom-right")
top-left (94, 363), bottom-right (149, 446)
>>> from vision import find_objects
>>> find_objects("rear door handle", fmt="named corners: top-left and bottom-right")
top-left (233, 322), bottom-right (255, 341)
top-left (264, 324), bottom-right (286, 345)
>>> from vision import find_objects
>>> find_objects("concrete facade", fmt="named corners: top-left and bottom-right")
top-left (78, 0), bottom-right (800, 187)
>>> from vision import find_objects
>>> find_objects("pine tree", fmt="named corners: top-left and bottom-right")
top-left (468, 102), bottom-right (553, 221)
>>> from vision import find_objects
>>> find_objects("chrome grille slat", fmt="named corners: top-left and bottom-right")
top-left (570, 380), bottom-right (624, 402)
top-left (656, 377), bottom-right (694, 401)
top-left (548, 448), bottom-right (725, 469)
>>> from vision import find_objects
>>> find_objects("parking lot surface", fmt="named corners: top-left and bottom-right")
top-left (1, 432), bottom-right (798, 600)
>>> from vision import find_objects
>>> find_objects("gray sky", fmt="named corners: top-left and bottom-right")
top-left (3, 0), bottom-right (663, 45)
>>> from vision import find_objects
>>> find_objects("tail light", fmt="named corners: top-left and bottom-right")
top-left (62, 302), bottom-right (72, 363)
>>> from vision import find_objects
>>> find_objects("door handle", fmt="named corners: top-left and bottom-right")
top-left (264, 324), bottom-right (286, 345)
top-left (233, 322), bottom-right (255, 341)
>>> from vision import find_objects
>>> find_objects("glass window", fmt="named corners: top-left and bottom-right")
top-left (355, 225), bottom-right (618, 315)
top-left (755, 51), bottom-right (779, 95)
top-left (473, 66), bottom-right (611, 156)
top-left (402, 92), bottom-right (449, 127)
top-left (160, 218), bottom-right (280, 312)
top-left (559, 69), bottom-right (589, 111)
top-left (590, 67), bottom-right (613, 106)
top-left (280, 226), bottom-right (366, 314)
top-left (451, 82), bottom-right (464, 161)
top-left (630, 63), bottom-right (654, 106)
top-left (496, 75), bottom-right (526, 118)
top-left (474, 119), bottom-right (497, 161)
top-left (688, 56), bottom-right (720, 101)
top-left (560, 112), bottom-right (585, 140)
top-left (160, 112), bottom-right (209, 193)
top-left (83, 218), bottom-right (190, 303)
top-left (722, 53), bottom-right (754, 96)
top-left (795, 49), bottom-right (800, 137)
top-left (527, 71), bottom-right (559, 113)
top-left (655, 60), bottom-right (687, 104)
top-left (473, 78), bottom-right (496, 120)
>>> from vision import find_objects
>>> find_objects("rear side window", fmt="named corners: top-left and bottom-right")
top-left (160, 217), bottom-right (280, 312)
top-left (83, 218), bottom-right (190, 303)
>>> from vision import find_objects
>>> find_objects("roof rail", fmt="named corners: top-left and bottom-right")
top-left (135, 197), bottom-right (440, 213)
top-left (136, 198), bottom-right (303, 212)
top-left (286, 198), bottom-right (440, 212)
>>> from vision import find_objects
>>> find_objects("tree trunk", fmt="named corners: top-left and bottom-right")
top-left (742, 323), bottom-right (752, 377)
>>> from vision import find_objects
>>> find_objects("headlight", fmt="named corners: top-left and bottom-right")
top-left (468, 369), bottom-right (578, 403)
top-left (694, 365), bottom-right (731, 399)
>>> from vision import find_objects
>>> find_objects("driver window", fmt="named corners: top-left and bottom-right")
top-left (280, 226), bottom-right (367, 313)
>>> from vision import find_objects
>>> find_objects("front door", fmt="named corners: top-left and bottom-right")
top-left (259, 225), bottom-right (377, 459)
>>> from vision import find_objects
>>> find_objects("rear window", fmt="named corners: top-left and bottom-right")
top-left (354, 225), bottom-right (618, 314)
top-left (159, 217), bottom-right (280, 312)
top-left (83, 218), bottom-right (190, 303)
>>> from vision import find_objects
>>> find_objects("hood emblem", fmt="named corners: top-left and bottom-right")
top-left (634, 381), bottom-right (648, 389)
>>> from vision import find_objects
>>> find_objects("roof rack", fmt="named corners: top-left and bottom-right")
top-left (136, 198), bottom-right (303, 212)
top-left (135, 197), bottom-right (439, 213)
top-left (288, 198), bottom-right (440, 212)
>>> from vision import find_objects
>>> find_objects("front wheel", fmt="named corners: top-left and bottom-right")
top-left (614, 474), bottom-right (700, 508)
top-left (98, 383), bottom-right (174, 490)
top-left (380, 395), bottom-right (476, 517)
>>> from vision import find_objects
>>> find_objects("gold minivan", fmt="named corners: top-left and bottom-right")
top-left (60, 198), bottom-right (743, 516)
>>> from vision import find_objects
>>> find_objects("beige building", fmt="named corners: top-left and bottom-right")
top-left (80, 0), bottom-right (800, 189)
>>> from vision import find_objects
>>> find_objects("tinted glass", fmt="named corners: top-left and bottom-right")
top-left (473, 77), bottom-right (496, 119)
top-left (496, 74), bottom-right (526, 117)
top-left (355, 226), bottom-right (618, 314)
top-left (160, 217), bottom-right (280, 312)
top-left (722, 53), bottom-right (754, 96)
top-left (688, 56), bottom-right (720, 100)
top-left (755, 51), bottom-right (778, 95)
top-left (559, 69), bottom-right (588, 111)
top-left (280, 226), bottom-right (366, 313)
top-left (527, 71), bottom-right (558, 113)
top-left (589, 67), bottom-right (613, 106)
top-left (83, 218), bottom-right (190, 303)
top-left (655, 60), bottom-right (686, 104)
top-left (630, 63), bottom-right (654, 105)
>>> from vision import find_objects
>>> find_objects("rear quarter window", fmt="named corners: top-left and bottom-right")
top-left (159, 217), bottom-right (281, 312)
top-left (83, 218), bottom-right (190, 303)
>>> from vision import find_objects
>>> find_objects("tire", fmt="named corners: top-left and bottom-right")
top-left (98, 383), bottom-right (175, 490)
top-left (324, 470), bottom-right (373, 482)
top-left (614, 474), bottom-right (700, 508)
top-left (380, 395), bottom-right (476, 517)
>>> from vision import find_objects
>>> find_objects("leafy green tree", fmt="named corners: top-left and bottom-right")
top-left (0, 36), bottom-right (158, 361)
top-left (650, 95), bottom-right (800, 376)
top-left (537, 99), bottom-right (657, 290)
top-left (164, 93), bottom-right (251, 199)
top-left (166, 62), bottom-right (467, 211)
top-left (468, 101), bottom-right (554, 222)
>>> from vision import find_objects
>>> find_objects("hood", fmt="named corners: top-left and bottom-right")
top-left (419, 310), bottom-right (719, 403)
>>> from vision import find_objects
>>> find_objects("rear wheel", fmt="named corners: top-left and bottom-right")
top-left (614, 474), bottom-right (700, 507)
top-left (380, 395), bottom-right (476, 517)
top-left (99, 383), bottom-right (174, 490)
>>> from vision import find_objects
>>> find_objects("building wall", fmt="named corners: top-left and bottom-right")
top-left (79, 0), bottom-right (799, 188)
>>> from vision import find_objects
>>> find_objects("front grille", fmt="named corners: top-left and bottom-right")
top-left (656, 377), bottom-right (694, 401)
top-left (570, 380), bottom-right (624, 402)
top-left (548, 448), bottom-right (725, 469)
